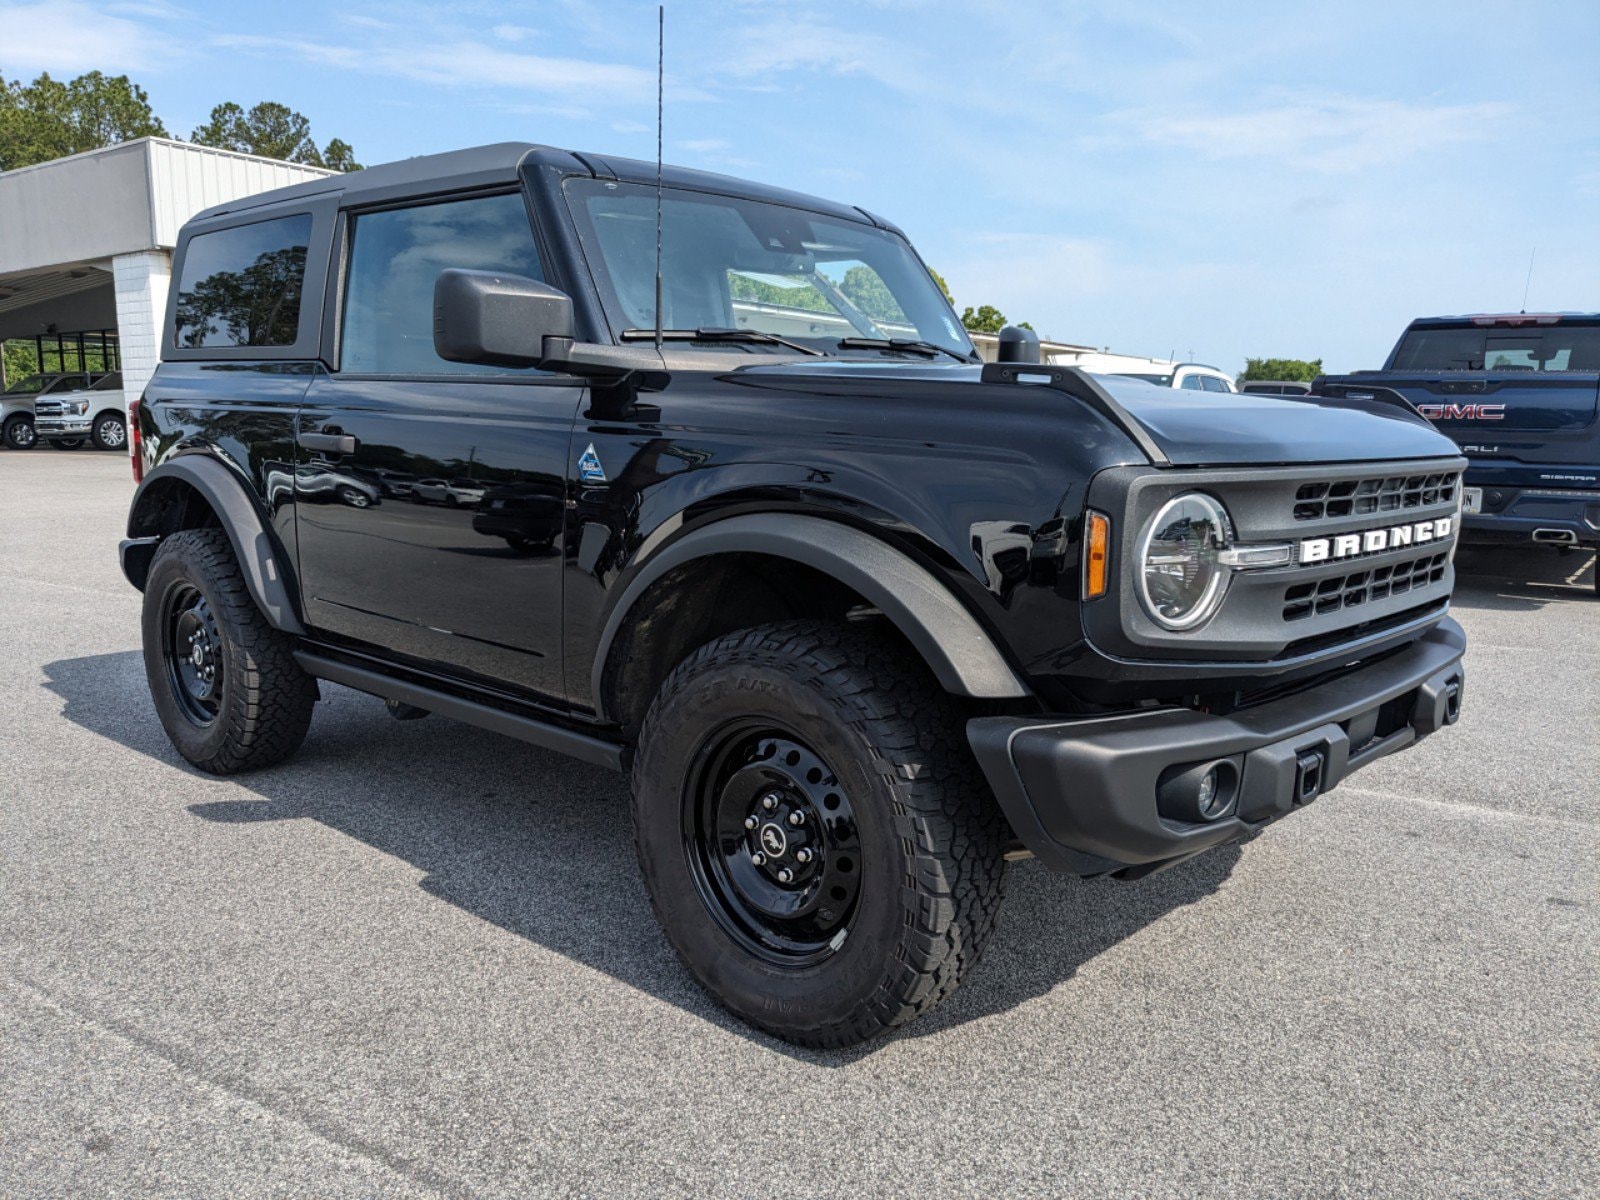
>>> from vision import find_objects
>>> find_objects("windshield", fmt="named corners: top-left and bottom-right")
top-left (565, 179), bottom-right (972, 356)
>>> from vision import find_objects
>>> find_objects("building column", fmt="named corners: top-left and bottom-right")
top-left (111, 250), bottom-right (172, 440)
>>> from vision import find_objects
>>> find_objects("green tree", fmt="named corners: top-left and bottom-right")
top-left (838, 265), bottom-right (907, 323)
top-left (2, 340), bottom-right (39, 389)
top-left (0, 70), bottom-right (167, 171)
top-left (928, 267), bottom-right (954, 305)
top-left (191, 100), bottom-right (361, 171)
top-left (1238, 357), bottom-right (1324, 384)
top-left (728, 272), bottom-right (832, 313)
top-left (960, 304), bottom-right (1008, 334)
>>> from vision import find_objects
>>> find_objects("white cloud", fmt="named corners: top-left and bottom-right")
top-left (1097, 93), bottom-right (1513, 173)
top-left (0, 0), bottom-right (173, 72)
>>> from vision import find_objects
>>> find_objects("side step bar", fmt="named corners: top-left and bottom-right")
top-left (293, 651), bottom-right (625, 772)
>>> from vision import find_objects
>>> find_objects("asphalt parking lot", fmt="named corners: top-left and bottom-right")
top-left (2, 451), bottom-right (1595, 1199)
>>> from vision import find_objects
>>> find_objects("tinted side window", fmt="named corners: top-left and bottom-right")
top-left (340, 192), bottom-right (543, 375)
top-left (173, 215), bottom-right (312, 348)
top-left (1180, 374), bottom-right (1206, 390)
top-left (1200, 375), bottom-right (1229, 392)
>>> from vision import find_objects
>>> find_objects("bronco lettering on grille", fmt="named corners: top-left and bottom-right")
top-left (1299, 517), bottom-right (1454, 564)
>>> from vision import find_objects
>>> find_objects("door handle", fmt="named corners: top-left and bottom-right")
top-left (298, 431), bottom-right (358, 455)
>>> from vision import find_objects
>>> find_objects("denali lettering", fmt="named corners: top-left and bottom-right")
top-left (1299, 517), bottom-right (1453, 563)
top-left (1416, 403), bottom-right (1505, 421)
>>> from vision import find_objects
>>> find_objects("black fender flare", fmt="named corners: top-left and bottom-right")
top-left (121, 454), bottom-right (305, 636)
top-left (590, 512), bottom-right (1029, 719)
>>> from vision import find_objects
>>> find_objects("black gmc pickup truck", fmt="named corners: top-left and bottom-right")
top-left (120, 143), bottom-right (1468, 1047)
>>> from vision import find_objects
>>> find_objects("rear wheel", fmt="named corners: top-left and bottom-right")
top-left (92, 411), bottom-right (127, 451)
top-left (142, 528), bottom-right (317, 774)
top-left (631, 620), bottom-right (1009, 1048)
top-left (51, 438), bottom-right (85, 450)
top-left (3, 416), bottom-right (37, 450)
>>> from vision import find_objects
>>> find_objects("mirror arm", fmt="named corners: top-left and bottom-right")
top-left (539, 337), bottom-right (666, 381)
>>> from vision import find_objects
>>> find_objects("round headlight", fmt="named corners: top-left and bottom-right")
top-left (1137, 493), bottom-right (1232, 630)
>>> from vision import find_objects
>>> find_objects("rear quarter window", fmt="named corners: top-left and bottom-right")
top-left (172, 215), bottom-right (313, 349)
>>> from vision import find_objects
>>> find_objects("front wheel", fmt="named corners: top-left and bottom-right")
top-left (4, 416), bottom-right (37, 450)
top-left (92, 411), bottom-right (127, 451)
top-left (631, 620), bottom-right (1009, 1048)
top-left (142, 528), bottom-right (317, 773)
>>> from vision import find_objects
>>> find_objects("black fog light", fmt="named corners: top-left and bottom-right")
top-left (1157, 759), bottom-right (1239, 824)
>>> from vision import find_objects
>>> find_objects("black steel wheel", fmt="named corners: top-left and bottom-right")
top-left (161, 582), bottom-right (225, 726)
top-left (631, 620), bottom-right (1009, 1048)
top-left (685, 727), bottom-right (863, 967)
top-left (141, 528), bottom-right (317, 773)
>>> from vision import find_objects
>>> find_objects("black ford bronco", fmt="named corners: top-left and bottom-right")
top-left (121, 144), bottom-right (1468, 1047)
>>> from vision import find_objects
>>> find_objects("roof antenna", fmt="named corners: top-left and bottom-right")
top-left (654, 3), bottom-right (665, 353)
top-left (1520, 247), bottom-right (1536, 314)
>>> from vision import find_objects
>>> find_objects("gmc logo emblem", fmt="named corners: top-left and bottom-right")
top-left (1417, 403), bottom-right (1506, 421)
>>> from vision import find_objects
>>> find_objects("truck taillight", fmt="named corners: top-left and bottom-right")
top-left (129, 398), bottom-right (143, 483)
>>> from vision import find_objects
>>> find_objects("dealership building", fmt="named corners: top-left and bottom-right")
top-left (0, 137), bottom-right (333, 402)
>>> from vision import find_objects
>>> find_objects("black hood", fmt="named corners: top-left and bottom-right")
top-left (728, 359), bottom-right (1461, 467)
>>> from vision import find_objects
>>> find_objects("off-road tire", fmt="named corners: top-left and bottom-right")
top-left (631, 619), bottom-right (1010, 1048)
top-left (3, 415), bottom-right (36, 450)
top-left (142, 528), bottom-right (317, 774)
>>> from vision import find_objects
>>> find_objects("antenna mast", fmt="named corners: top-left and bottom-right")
top-left (1520, 247), bottom-right (1536, 314)
top-left (654, 4), bottom-right (664, 352)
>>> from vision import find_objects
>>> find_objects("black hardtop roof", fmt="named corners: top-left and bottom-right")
top-left (188, 141), bottom-right (894, 231)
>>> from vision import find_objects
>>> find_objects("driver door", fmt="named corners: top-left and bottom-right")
top-left (293, 190), bottom-right (582, 700)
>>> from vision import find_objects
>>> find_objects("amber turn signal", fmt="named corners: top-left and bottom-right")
top-left (1084, 511), bottom-right (1110, 599)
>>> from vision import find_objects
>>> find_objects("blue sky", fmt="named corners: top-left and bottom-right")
top-left (7, 0), bottom-right (1597, 372)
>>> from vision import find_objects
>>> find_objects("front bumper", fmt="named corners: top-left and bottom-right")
top-left (969, 618), bottom-right (1466, 877)
top-left (36, 418), bottom-right (91, 438)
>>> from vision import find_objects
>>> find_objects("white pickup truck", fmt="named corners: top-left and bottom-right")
top-left (24, 371), bottom-right (129, 451)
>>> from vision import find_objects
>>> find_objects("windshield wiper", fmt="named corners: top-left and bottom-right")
top-left (837, 337), bottom-right (973, 363)
top-left (620, 327), bottom-right (824, 356)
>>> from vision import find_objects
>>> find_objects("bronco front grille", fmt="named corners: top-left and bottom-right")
top-left (1282, 551), bottom-right (1449, 621)
top-left (1293, 471), bottom-right (1459, 521)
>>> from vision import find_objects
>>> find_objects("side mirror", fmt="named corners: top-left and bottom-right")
top-left (433, 269), bottom-right (573, 368)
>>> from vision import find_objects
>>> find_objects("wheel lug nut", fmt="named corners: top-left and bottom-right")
top-left (777, 868), bottom-right (794, 883)
top-left (761, 794), bottom-right (778, 811)
top-left (787, 811), bottom-right (804, 826)
top-left (796, 848), bottom-right (812, 863)
top-left (750, 852), bottom-right (765, 866)
top-left (744, 816), bottom-right (758, 830)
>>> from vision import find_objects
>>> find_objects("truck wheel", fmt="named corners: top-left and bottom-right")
top-left (141, 528), bottom-right (317, 774)
top-left (3, 416), bottom-right (37, 450)
top-left (51, 438), bottom-right (85, 450)
top-left (631, 620), bottom-right (1009, 1048)
top-left (92, 411), bottom-right (127, 451)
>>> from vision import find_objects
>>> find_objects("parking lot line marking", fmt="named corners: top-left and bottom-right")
top-left (1339, 787), bottom-right (1598, 831)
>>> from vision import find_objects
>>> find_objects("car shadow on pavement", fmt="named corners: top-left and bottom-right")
top-left (42, 650), bottom-right (1237, 1065)
top-left (1451, 545), bottom-right (1596, 613)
